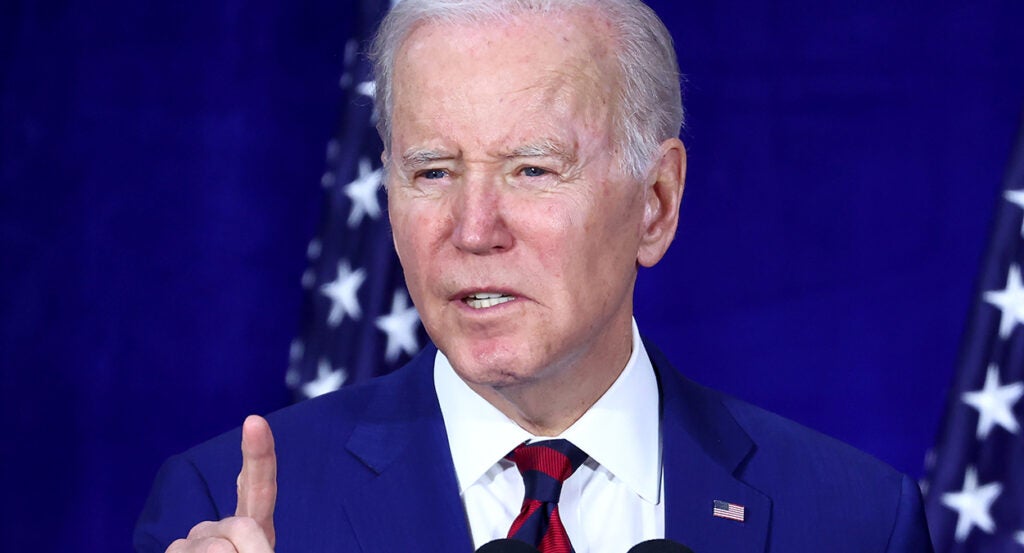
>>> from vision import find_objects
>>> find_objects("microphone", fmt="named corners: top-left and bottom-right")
top-left (474, 539), bottom-right (541, 552)
top-left (626, 539), bottom-right (696, 553)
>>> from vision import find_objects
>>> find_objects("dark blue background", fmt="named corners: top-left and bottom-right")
top-left (2, 1), bottom-right (1022, 551)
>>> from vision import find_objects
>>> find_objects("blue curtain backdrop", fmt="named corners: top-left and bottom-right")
top-left (1, 1), bottom-right (1022, 552)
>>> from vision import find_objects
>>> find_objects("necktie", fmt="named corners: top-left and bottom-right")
top-left (506, 439), bottom-right (589, 553)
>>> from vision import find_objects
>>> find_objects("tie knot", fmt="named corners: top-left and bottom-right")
top-left (510, 439), bottom-right (588, 503)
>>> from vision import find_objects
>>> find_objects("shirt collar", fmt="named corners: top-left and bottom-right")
top-left (433, 318), bottom-right (662, 505)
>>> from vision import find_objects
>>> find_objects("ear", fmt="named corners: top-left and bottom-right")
top-left (637, 138), bottom-right (686, 268)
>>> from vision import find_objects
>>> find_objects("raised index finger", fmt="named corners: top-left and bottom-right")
top-left (235, 414), bottom-right (277, 547)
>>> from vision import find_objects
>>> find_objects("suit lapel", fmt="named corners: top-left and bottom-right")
top-left (340, 347), bottom-right (473, 553)
top-left (647, 341), bottom-right (771, 553)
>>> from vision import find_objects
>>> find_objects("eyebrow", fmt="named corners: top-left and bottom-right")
top-left (398, 139), bottom-right (578, 170)
top-left (399, 149), bottom-right (456, 171)
top-left (506, 139), bottom-right (577, 164)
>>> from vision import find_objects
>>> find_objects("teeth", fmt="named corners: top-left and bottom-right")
top-left (467, 292), bottom-right (504, 300)
top-left (464, 293), bottom-right (515, 309)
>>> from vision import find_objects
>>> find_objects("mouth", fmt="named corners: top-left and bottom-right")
top-left (462, 292), bottom-right (517, 310)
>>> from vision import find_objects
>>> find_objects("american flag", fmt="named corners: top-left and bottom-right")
top-left (712, 500), bottom-right (745, 522)
top-left (924, 113), bottom-right (1024, 551)
top-left (287, 0), bottom-right (426, 401)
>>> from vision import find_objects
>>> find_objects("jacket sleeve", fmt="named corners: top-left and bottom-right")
top-left (885, 473), bottom-right (935, 553)
top-left (133, 454), bottom-right (225, 553)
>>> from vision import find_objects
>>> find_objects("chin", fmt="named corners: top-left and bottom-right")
top-left (444, 342), bottom-right (543, 388)
top-left (458, 368), bottom-right (531, 390)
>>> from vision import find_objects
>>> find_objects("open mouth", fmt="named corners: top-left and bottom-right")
top-left (463, 292), bottom-right (516, 309)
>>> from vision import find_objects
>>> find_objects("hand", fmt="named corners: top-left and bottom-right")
top-left (167, 415), bottom-right (278, 553)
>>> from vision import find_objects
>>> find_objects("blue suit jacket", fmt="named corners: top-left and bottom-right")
top-left (135, 343), bottom-right (933, 552)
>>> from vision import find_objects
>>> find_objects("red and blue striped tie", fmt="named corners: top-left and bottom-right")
top-left (506, 439), bottom-right (589, 553)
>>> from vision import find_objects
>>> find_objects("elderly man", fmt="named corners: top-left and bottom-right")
top-left (135, 1), bottom-right (934, 552)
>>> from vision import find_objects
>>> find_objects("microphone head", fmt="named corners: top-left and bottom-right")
top-left (474, 538), bottom-right (542, 553)
top-left (626, 539), bottom-right (696, 553)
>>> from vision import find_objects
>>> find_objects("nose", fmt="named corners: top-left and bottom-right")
top-left (450, 177), bottom-right (514, 254)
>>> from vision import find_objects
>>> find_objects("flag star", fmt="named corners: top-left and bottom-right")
top-left (285, 367), bottom-right (300, 389)
top-left (962, 364), bottom-right (1024, 439)
top-left (301, 269), bottom-right (316, 289)
top-left (983, 264), bottom-right (1024, 338)
top-left (376, 290), bottom-right (421, 362)
top-left (942, 466), bottom-right (1002, 542)
top-left (1015, 530), bottom-right (1024, 546)
top-left (321, 171), bottom-right (336, 188)
top-left (344, 158), bottom-right (383, 227)
top-left (918, 479), bottom-right (929, 496)
top-left (1006, 189), bottom-right (1024, 238)
top-left (320, 261), bottom-right (366, 326)
top-left (288, 339), bottom-right (304, 364)
top-left (307, 239), bottom-right (322, 260)
top-left (356, 80), bottom-right (375, 99)
top-left (301, 359), bottom-right (347, 398)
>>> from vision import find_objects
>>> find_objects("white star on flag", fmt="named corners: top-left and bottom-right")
top-left (356, 80), bottom-right (375, 99)
top-left (344, 158), bottom-right (383, 227)
top-left (301, 359), bottom-right (347, 398)
top-left (375, 290), bottom-right (420, 362)
top-left (961, 364), bottom-right (1024, 439)
top-left (1015, 530), bottom-right (1024, 546)
top-left (320, 260), bottom-right (366, 326)
top-left (983, 264), bottom-right (1024, 338)
top-left (1005, 189), bottom-right (1024, 238)
top-left (306, 238), bottom-right (322, 260)
top-left (941, 466), bottom-right (1003, 542)
top-left (285, 367), bottom-right (300, 389)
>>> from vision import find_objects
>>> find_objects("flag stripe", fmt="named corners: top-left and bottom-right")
top-left (713, 500), bottom-right (745, 522)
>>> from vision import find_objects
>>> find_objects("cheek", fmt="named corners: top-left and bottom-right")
top-left (390, 203), bottom-right (437, 273)
top-left (578, 189), bottom-right (645, 269)
top-left (522, 200), bottom-right (577, 274)
top-left (510, 197), bottom-right (601, 298)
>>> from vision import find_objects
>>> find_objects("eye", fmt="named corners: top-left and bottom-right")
top-left (419, 168), bottom-right (448, 180)
top-left (521, 166), bottom-right (548, 177)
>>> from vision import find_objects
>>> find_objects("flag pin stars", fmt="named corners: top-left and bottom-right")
top-left (713, 500), bottom-right (745, 522)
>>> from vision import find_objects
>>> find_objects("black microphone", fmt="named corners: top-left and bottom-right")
top-left (474, 538), bottom-right (541, 553)
top-left (626, 539), bottom-right (696, 553)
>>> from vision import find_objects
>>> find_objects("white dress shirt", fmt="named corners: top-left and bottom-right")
top-left (434, 319), bottom-right (664, 552)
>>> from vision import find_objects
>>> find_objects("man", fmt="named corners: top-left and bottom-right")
top-left (136, 1), bottom-right (934, 552)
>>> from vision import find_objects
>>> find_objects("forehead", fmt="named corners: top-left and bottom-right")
top-left (389, 10), bottom-right (621, 151)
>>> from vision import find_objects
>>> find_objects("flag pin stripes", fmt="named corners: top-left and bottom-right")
top-left (713, 500), bottom-right (745, 522)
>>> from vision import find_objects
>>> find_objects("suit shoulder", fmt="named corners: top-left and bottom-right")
top-left (715, 390), bottom-right (917, 536)
top-left (182, 365), bottom-right (419, 472)
top-left (720, 392), bottom-right (931, 550)
top-left (719, 392), bottom-right (901, 481)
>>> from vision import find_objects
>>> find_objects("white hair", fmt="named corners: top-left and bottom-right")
top-left (369, 0), bottom-right (683, 180)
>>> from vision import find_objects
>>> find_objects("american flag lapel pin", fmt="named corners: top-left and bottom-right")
top-left (712, 500), bottom-right (745, 522)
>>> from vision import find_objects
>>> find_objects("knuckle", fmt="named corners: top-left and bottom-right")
top-left (200, 538), bottom-right (238, 553)
top-left (224, 515), bottom-right (261, 535)
top-left (186, 520), bottom-right (215, 539)
top-left (166, 536), bottom-right (237, 553)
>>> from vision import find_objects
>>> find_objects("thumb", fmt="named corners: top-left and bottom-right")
top-left (236, 414), bottom-right (277, 548)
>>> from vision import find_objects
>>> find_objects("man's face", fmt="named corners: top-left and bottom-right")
top-left (386, 11), bottom-right (653, 393)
